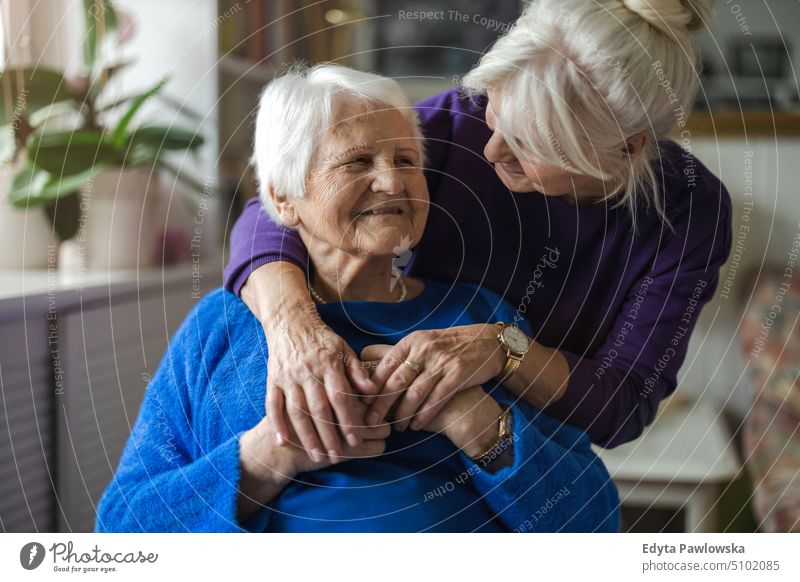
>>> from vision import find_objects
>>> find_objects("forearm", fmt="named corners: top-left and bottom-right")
top-left (545, 351), bottom-right (664, 448)
top-left (446, 395), bottom-right (514, 473)
top-left (503, 341), bottom-right (570, 409)
top-left (97, 436), bottom-right (260, 533)
top-left (224, 197), bottom-right (309, 294)
top-left (502, 341), bottom-right (662, 448)
top-left (240, 261), bottom-right (312, 328)
top-left (237, 423), bottom-right (295, 523)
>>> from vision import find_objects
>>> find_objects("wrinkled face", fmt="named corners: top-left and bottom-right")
top-left (484, 90), bottom-right (602, 199)
top-left (291, 100), bottom-right (428, 258)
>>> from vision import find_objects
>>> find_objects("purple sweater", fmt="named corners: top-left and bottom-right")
top-left (224, 89), bottom-right (732, 448)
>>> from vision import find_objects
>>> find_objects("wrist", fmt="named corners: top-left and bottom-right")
top-left (480, 324), bottom-right (507, 379)
top-left (455, 399), bottom-right (504, 458)
top-left (240, 423), bottom-right (296, 488)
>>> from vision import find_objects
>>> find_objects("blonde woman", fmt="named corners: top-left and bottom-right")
top-left (224, 0), bottom-right (731, 460)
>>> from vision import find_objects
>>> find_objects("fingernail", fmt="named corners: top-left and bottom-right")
top-left (397, 423), bottom-right (407, 432)
top-left (410, 420), bottom-right (420, 431)
top-left (311, 448), bottom-right (323, 463)
top-left (367, 412), bottom-right (379, 426)
top-left (275, 433), bottom-right (284, 446)
top-left (328, 449), bottom-right (339, 463)
top-left (346, 433), bottom-right (359, 447)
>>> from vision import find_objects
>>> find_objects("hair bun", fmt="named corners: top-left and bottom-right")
top-left (621, 0), bottom-right (714, 35)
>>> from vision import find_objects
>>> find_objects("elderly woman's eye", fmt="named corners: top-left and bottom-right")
top-left (346, 156), bottom-right (370, 166)
top-left (396, 157), bottom-right (416, 166)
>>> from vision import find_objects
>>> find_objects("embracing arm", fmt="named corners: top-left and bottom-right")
top-left (502, 194), bottom-right (732, 447)
top-left (224, 197), bottom-right (309, 295)
top-left (223, 198), bottom-right (375, 459)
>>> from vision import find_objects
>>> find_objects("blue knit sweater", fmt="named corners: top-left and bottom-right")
top-left (96, 281), bottom-right (619, 532)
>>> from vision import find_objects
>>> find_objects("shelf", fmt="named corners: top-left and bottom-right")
top-left (219, 54), bottom-right (277, 85)
top-left (682, 109), bottom-right (800, 138)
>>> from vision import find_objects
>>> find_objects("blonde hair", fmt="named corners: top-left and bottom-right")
top-left (463, 0), bottom-right (715, 228)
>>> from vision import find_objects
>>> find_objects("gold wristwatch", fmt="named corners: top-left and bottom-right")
top-left (495, 322), bottom-right (531, 381)
top-left (470, 407), bottom-right (514, 467)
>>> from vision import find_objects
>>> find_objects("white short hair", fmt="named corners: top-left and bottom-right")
top-left (252, 63), bottom-right (425, 222)
top-left (463, 0), bottom-right (715, 229)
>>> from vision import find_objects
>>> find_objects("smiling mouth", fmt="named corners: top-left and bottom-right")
top-left (498, 163), bottom-right (526, 177)
top-left (355, 207), bottom-right (404, 217)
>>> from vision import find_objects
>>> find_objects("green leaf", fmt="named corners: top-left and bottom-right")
top-left (97, 85), bottom-right (202, 121)
top-left (83, 0), bottom-right (118, 71)
top-left (27, 130), bottom-right (119, 175)
top-left (0, 67), bottom-right (73, 124)
top-left (127, 125), bottom-right (204, 152)
top-left (155, 93), bottom-right (203, 121)
top-left (110, 77), bottom-right (168, 149)
top-left (28, 100), bottom-right (79, 127)
top-left (8, 163), bottom-right (104, 208)
top-left (89, 59), bottom-right (132, 100)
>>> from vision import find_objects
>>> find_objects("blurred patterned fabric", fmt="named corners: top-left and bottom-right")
top-left (740, 269), bottom-right (800, 532)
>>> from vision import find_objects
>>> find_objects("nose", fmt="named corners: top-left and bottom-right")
top-left (484, 128), bottom-right (517, 164)
top-left (370, 166), bottom-right (404, 195)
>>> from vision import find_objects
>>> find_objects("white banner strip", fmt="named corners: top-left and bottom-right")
top-left (1, 533), bottom-right (798, 581)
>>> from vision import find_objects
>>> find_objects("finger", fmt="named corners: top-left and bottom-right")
top-left (371, 344), bottom-right (410, 390)
top-left (325, 372), bottom-right (363, 447)
top-left (361, 422), bottom-right (392, 440)
top-left (343, 346), bottom-right (379, 395)
top-left (392, 369), bottom-right (441, 431)
top-left (409, 381), bottom-right (456, 431)
top-left (285, 388), bottom-right (326, 463)
top-left (364, 379), bottom-right (406, 427)
top-left (360, 344), bottom-right (393, 362)
top-left (266, 382), bottom-right (291, 446)
top-left (304, 380), bottom-right (343, 463)
top-left (341, 439), bottom-right (386, 462)
top-left (358, 359), bottom-right (381, 406)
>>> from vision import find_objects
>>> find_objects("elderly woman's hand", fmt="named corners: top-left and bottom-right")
top-left (422, 385), bottom-right (505, 458)
top-left (243, 264), bottom-right (378, 464)
top-left (238, 398), bottom-right (390, 523)
top-left (361, 324), bottom-right (506, 431)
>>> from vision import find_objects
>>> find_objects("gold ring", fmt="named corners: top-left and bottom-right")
top-left (403, 359), bottom-right (421, 373)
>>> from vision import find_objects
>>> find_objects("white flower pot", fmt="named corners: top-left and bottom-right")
top-left (0, 159), bottom-right (58, 269)
top-left (78, 166), bottom-right (159, 271)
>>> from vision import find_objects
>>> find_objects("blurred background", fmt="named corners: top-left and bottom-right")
top-left (1, 0), bottom-right (799, 533)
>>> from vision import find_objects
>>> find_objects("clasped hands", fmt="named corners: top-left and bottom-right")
top-left (260, 321), bottom-right (509, 473)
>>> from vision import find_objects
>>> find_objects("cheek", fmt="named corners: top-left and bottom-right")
top-left (520, 160), bottom-right (568, 187)
top-left (302, 181), bottom-right (357, 238)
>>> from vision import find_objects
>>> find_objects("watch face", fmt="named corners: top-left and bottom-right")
top-left (503, 325), bottom-right (530, 353)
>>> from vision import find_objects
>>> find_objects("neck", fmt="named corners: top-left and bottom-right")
top-left (308, 246), bottom-right (401, 303)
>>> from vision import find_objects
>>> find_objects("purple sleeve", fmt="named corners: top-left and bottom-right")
top-left (223, 197), bottom-right (309, 295)
top-left (545, 199), bottom-right (732, 448)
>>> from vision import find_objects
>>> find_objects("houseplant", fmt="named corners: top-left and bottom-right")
top-left (0, 0), bottom-right (204, 270)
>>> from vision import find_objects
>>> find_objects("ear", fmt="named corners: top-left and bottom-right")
top-left (623, 131), bottom-right (648, 159)
top-left (267, 186), bottom-right (301, 228)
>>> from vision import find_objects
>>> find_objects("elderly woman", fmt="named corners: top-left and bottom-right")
top-left (95, 64), bottom-right (619, 533)
top-left (225, 0), bottom-right (731, 458)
